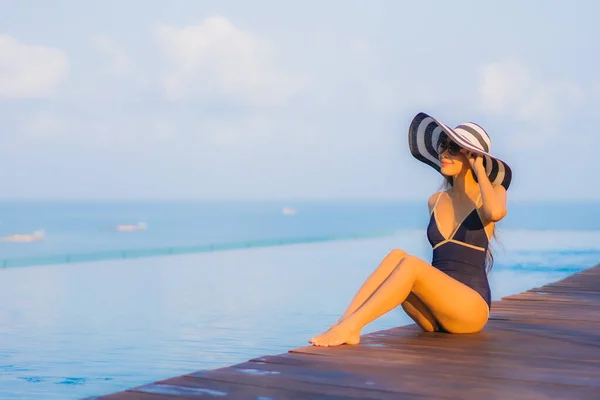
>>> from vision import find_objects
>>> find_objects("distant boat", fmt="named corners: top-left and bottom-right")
top-left (0, 229), bottom-right (45, 242)
top-left (282, 207), bottom-right (296, 216)
top-left (116, 222), bottom-right (147, 232)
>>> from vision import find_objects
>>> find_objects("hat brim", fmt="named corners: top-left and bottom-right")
top-left (408, 112), bottom-right (512, 190)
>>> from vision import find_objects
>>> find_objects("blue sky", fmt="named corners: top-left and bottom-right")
top-left (0, 0), bottom-right (598, 200)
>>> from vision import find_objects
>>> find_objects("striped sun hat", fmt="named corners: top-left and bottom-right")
top-left (408, 112), bottom-right (512, 190)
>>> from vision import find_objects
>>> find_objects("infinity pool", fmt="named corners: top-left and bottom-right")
top-left (0, 232), bottom-right (595, 399)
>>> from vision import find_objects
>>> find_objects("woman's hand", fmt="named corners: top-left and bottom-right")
top-left (462, 150), bottom-right (485, 177)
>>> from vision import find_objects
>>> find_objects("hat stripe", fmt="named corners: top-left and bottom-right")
top-left (408, 114), bottom-right (436, 169)
top-left (409, 118), bottom-right (440, 171)
top-left (484, 155), bottom-right (493, 176)
top-left (489, 158), bottom-right (499, 183)
top-left (500, 163), bottom-right (511, 189)
top-left (416, 118), bottom-right (441, 168)
top-left (452, 129), bottom-right (483, 151)
top-left (456, 125), bottom-right (490, 152)
top-left (495, 160), bottom-right (506, 186)
top-left (461, 122), bottom-right (491, 150)
top-left (424, 124), bottom-right (439, 159)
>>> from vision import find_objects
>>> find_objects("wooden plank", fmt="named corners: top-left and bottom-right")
top-left (361, 333), bottom-right (600, 355)
top-left (371, 320), bottom-right (598, 342)
top-left (186, 359), bottom-right (599, 400)
top-left (361, 322), bottom-right (600, 352)
top-left (292, 338), bottom-right (600, 367)
top-left (526, 286), bottom-right (600, 295)
top-left (485, 319), bottom-right (600, 344)
top-left (136, 375), bottom-right (390, 400)
top-left (184, 365), bottom-right (429, 399)
top-left (488, 314), bottom-right (600, 326)
top-left (493, 299), bottom-right (600, 307)
top-left (251, 351), bottom-right (600, 388)
top-left (501, 294), bottom-right (599, 304)
top-left (96, 392), bottom-right (167, 400)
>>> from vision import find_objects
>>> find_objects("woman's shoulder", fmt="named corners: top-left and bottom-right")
top-left (427, 191), bottom-right (446, 210)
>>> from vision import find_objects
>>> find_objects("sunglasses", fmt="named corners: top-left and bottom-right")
top-left (437, 139), bottom-right (462, 156)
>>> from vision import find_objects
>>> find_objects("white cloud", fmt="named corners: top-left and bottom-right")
top-left (155, 16), bottom-right (306, 105)
top-left (521, 80), bottom-right (583, 122)
top-left (476, 59), bottom-right (588, 152)
top-left (351, 39), bottom-right (369, 57)
top-left (0, 35), bottom-right (69, 99)
top-left (478, 60), bottom-right (531, 115)
top-left (589, 81), bottom-right (600, 112)
top-left (91, 35), bottom-right (133, 77)
top-left (198, 114), bottom-right (275, 146)
top-left (21, 111), bottom-right (68, 138)
top-left (478, 59), bottom-right (584, 123)
top-left (13, 110), bottom-right (180, 153)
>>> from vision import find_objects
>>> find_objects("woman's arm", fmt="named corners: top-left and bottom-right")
top-left (467, 153), bottom-right (508, 222)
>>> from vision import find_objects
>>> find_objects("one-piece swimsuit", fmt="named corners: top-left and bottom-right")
top-left (426, 192), bottom-right (492, 309)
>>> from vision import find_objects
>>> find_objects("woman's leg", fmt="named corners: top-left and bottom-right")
top-left (339, 249), bottom-right (407, 319)
top-left (402, 292), bottom-right (440, 332)
top-left (309, 255), bottom-right (489, 346)
top-left (327, 249), bottom-right (440, 332)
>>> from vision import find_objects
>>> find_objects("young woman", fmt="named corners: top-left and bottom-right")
top-left (309, 112), bottom-right (512, 347)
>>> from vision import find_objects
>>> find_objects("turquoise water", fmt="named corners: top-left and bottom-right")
top-left (1, 200), bottom-right (598, 265)
top-left (0, 201), bottom-right (418, 262)
top-left (0, 201), bottom-right (599, 399)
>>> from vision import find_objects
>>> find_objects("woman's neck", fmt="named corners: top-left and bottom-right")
top-left (450, 169), bottom-right (479, 201)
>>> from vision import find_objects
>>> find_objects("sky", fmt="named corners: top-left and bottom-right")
top-left (0, 0), bottom-right (598, 201)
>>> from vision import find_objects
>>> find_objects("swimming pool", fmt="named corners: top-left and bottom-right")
top-left (0, 231), bottom-right (597, 399)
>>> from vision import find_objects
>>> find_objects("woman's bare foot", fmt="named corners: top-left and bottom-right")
top-left (308, 322), bottom-right (361, 347)
top-left (307, 315), bottom-right (349, 344)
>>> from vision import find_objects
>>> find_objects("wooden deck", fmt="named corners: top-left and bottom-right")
top-left (93, 264), bottom-right (600, 399)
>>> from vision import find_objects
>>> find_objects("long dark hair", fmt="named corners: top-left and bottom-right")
top-left (438, 170), bottom-right (500, 274)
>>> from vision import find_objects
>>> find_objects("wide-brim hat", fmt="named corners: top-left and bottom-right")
top-left (408, 112), bottom-right (512, 190)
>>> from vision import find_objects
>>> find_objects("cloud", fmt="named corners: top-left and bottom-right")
top-left (21, 110), bottom-right (68, 139)
top-left (476, 59), bottom-right (588, 152)
top-left (155, 16), bottom-right (306, 105)
top-left (478, 60), bottom-right (531, 116)
top-left (589, 81), bottom-right (600, 112)
top-left (91, 35), bottom-right (133, 77)
top-left (478, 59), bottom-right (584, 123)
top-left (0, 35), bottom-right (69, 99)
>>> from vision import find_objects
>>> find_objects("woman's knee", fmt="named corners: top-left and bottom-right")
top-left (400, 254), bottom-right (421, 265)
top-left (396, 254), bottom-right (426, 275)
top-left (387, 248), bottom-right (408, 261)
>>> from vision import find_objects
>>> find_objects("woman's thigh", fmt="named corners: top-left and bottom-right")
top-left (405, 256), bottom-right (489, 333)
top-left (402, 292), bottom-right (440, 332)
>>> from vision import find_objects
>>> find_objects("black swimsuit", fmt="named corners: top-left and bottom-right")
top-left (426, 193), bottom-right (492, 309)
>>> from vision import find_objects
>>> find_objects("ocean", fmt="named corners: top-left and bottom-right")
top-left (0, 200), bottom-right (599, 399)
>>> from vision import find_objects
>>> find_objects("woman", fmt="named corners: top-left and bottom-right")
top-left (309, 112), bottom-right (512, 347)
